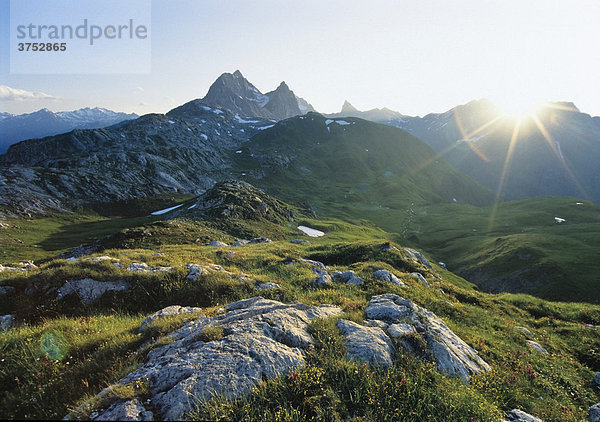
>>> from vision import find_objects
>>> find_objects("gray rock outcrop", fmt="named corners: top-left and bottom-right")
top-left (403, 247), bottom-right (432, 269)
top-left (411, 272), bottom-right (429, 286)
top-left (594, 372), bottom-right (600, 388)
top-left (589, 403), bottom-right (600, 422)
top-left (0, 314), bottom-right (14, 330)
top-left (139, 305), bottom-right (203, 332)
top-left (365, 294), bottom-right (491, 382)
top-left (71, 297), bottom-right (341, 421)
top-left (515, 326), bottom-right (534, 338)
top-left (56, 279), bottom-right (130, 305)
top-left (206, 240), bottom-right (228, 247)
top-left (256, 282), bottom-right (281, 290)
top-left (526, 340), bottom-right (548, 355)
top-left (337, 319), bottom-right (394, 367)
top-left (503, 409), bottom-right (543, 422)
top-left (335, 270), bottom-right (365, 286)
top-left (93, 399), bottom-right (153, 421)
top-left (373, 269), bottom-right (405, 286)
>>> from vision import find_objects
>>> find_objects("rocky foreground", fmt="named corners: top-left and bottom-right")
top-left (67, 292), bottom-right (497, 421)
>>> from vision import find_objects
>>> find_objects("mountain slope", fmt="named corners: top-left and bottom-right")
top-left (234, 113), bottom-right (494, 213)
top-left (0, 101), bottom-right (273, 217)
top-left (0, 107), bottom-right (138, 153)
top-left (339, 100), bottom-right (600, 204)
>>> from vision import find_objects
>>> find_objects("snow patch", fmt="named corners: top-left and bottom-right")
top-left (168, 120), bottom-right (175, 124)
top-left (235, 150), bottom-right (243, 154)
top-left (297, 225), bottom-right (325, 237)
top-left (555, 141), bottom-right (565, 161)
top-left (234, 114), bottom-right (261, 124)
top-left (554, 217), bottom-right (566, 223)
top-left (151, 204), bottom-right (184, 216)
top-left (200, 134), bottom-right (208, 140)
top-left (257, 124), bottom-right (275, 130)
top-left (188, 204), bottom-right (197, 210)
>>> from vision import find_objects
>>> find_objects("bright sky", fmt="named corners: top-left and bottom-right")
top-left (1, 0), bottom-right (599, 117)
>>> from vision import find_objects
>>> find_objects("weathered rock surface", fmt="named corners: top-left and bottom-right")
top-left (515, 326), bottom-right (534, 338)
top-left (411, 272), bottom-right (429, 286)
top-left (94, 399), bottom-right (153, 421)
top-left (206, 240), bottom-right (228, 247)
top-left (0, 314), bottom-right (14, 330)
top-left (365, 294), bottom-right (491, 382)
top-left (127, 263), bottom-right (173, 273)
top-left (313, 274), bottom-right (333, 287)
top-left (72, 297), bottom-right (341, 421)
top-left (337, 319), bottom-right (394, 367)
top-left (589, 403), bottom-right (600, 422)
top-left (403, 247), bottom-right (432, 269)
top-left (334, 270), bottom-right (365, 286)
top-left (139, 305), bottom-right (203, 332)
top-left (56, 279), bottom-right (130, 305)
top-left (526, 340), bottom-right (548, 355)
top-left (231, 239), bottom-right (250, 247)
top-left (256, 282), bottom-right (281, 290)
top-left (186, 263), bottom-right (232, 280)
top-left (373, 269), bottom-right (405, 286)
top-left (503, 408), bottom-right (543, 422)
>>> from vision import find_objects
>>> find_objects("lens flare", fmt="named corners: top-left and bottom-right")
top-left (40, 331), bottom-right (68, 360)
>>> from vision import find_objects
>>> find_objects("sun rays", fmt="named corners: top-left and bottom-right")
top-left (441, 100), bottom-right (590, 232)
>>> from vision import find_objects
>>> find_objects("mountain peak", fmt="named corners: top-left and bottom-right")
top-left (341, 100), bottom-right (359, 114)
top-left (232, 69), bottom-right (244, 78)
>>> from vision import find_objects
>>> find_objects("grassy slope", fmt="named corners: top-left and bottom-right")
top-left (228, 115), bottom-right (600, 303)
top-left (0, 212), bottom-right (599, 421)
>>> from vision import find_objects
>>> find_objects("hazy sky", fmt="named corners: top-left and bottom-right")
top-left (1, 0), bottom-right (599, 116)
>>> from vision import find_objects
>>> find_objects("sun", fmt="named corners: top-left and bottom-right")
top-left (492, 95), bottom-right (545, 119)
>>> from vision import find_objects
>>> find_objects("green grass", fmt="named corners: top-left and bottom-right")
top-left (1, 208), bottom-right (600, 421)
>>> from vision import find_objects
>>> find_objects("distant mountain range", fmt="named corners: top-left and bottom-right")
top-left (0, 107), bottom-right (138, 153)
top-left (326, 99), bottom-right (600, 204)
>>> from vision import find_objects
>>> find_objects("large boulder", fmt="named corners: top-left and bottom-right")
top-left (56, 279), bottom-right (130, 305)
top-left (337, 319), bottom-right (394, 367)
top-left (69, 297), bottom-right (341, 421)
top-left (365, 294), bottom-right (491, 383)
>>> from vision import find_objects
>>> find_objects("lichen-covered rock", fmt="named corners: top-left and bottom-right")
top-left (373, 269), bottom-right (405, 286)
top-left (186, 263), bottom-right (232, 280)
top-left (94, 399), bottom-right (153, 421)
top-left (589, 403), bottom-right (600, 422)
top-left (295, 258), bottom-right (330, 270)
top-left (71, 297), bottom-right (342, 421)
top-left (0, 314), bottom-right (14, 330)
top-left (126, 262), bottom-right (173, 273)
top-left (515, 326), bottom-right (534, 338)
top-left (313, 274), bottom-right (333, 287)
top-left (403, 247), bottom-right (432, 269)
top-left (365, 294), bottom-right (491, 382)
top-left (256, 282), bottom-right (281, 290)
top-left (206, 240), bottom-right (228, 247)
top-left (411, 272), bottom-right (429, 286)
top-left (337, 319), bottom-right (394, 367)
top-left (526, 340), bottom-right (548, 355)
top-left (231, 239), bottom-right (250, 247)
top-left (503, 409), bottom-right (543, 422)
top-left (139, 305), bottom-right (203, 332)
top-left (249, 237), bottom-right (272, 244)
top-left (334, 270), bottom-right (365, 285)
top-left (56, 279), bottom-right (130, 305)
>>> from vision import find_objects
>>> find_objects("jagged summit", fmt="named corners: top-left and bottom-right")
top-left (341, 100), bottom-right (359, 114)
top-left (202, 70), bottom-right (314, 121)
